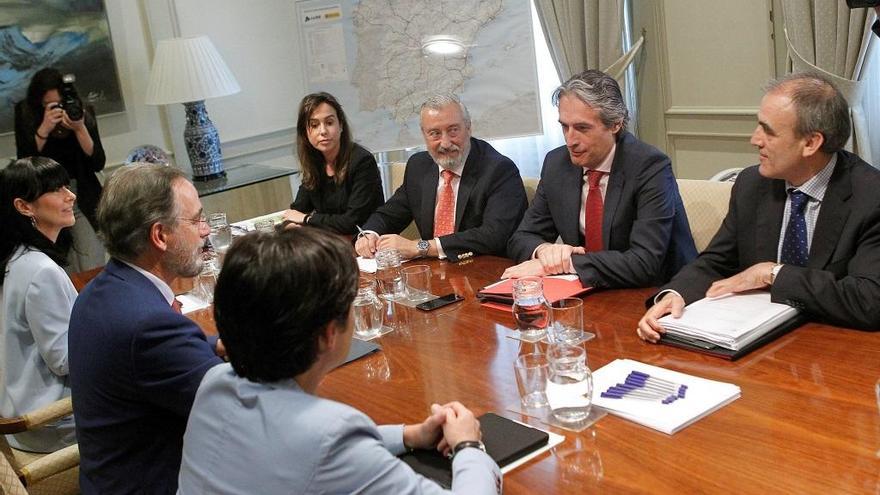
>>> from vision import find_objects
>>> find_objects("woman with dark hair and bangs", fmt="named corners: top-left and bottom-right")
top-left (0, 156), bottom-right (78, 453)
top-left (15, 67), bottom-right (106, 271)
top-left (282, 92), bottom-right (384, 235)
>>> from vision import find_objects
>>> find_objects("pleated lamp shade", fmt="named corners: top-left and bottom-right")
top-left (145, 36), bottom-right (240, 105)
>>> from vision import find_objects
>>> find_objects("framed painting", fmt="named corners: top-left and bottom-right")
top-left (0, 0), bottom-right (125, 134)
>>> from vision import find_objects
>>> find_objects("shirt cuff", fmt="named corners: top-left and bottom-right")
top-left (653, 289), bottom-right (683, 305)
top-left (378, 424), bottom-right (406, 455)
top-left (435, 237), bottom-right (446, 260)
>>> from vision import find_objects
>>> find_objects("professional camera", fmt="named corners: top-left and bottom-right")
top-left (59, 73), bottom-right (84, 121)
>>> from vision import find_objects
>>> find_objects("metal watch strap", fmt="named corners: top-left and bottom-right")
top-left (417, 239), bottom-right (430, 257)
top-left (451, 440), bottom-right (486, 459)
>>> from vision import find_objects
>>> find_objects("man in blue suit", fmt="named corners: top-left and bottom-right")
top-left (68, 164), bottom-right (224, 494)
top-left (505, 70), bottom-right (696, 289)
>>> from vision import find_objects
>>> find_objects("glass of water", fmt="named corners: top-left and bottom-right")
top-left (207, 212), bottom-right (232, 253)
top-left (375, 249), bottom-right (405, 300)
top-left (546, 344), bottom-right (592, 424)
top-left (550, 298), bottom-right (584, 344)
top-left (512, 277), bottom-right (550, 341)
top-left (353, 284), bottom-right (384, 340)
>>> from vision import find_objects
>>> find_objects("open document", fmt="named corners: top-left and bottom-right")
top-left (658, 291), bottom-right (801, 352)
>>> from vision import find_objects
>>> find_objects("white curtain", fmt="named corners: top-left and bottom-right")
top-left (782, 0), bottom-right (875, 164)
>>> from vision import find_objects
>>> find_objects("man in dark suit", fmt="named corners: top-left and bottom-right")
top-left (504, 70), bottom-right (696, 289)
top-left (68, 164), bottom-right (224, 494)
top-left (638, 73), bottom-right (880, 341)
top-left (354, 94), bottom-right (527, 261)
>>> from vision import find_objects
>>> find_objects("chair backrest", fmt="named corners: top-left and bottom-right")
top-left (523, 177), bottom-right (539, 205)
top-left (676, 179), bottom-right (734, 252)
top-left (387, 162), bottom-right (420, 240)
top-left (0, 449), bottom-right (27, 495)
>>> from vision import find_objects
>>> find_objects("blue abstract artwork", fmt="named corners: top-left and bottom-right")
top-left (0, 0), bottom-right (124, 134)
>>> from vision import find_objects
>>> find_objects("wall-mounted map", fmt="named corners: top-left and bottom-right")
top-left (296, 0), bottom-right (541, 152)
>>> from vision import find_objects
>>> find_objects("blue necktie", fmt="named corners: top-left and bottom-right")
top-left (780, 190), bottom-right (809, 266)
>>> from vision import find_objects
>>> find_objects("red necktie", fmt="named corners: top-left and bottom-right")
top-left (584, 170), bottom-right (605, 252)
top-left (434, 170), bottom-right (456, 237)
top-left (172, 298), bottom-right (183, 314)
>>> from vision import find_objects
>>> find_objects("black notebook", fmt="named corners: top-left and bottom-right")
top-left (337, 339), bottom-right (380, 368)
top-left (399, 413), bottom-right (550, 488)
top-left (659, 313), bottom-right (806, 360)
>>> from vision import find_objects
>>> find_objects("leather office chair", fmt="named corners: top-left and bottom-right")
top-left (0, 447), bottom-right (27, 495)
top-left (0, 397), bottom-right (79, 495)
top-left (388, 162), bottom-right (420, 240)
top-left (676, 179), bottom-right (734, 253)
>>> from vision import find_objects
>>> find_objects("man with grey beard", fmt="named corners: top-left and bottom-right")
top-left (68, 164), bottom-right (224, 494)
top-left (356, 94), bottom-right (527, 261)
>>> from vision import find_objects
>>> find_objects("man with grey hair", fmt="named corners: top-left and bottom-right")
top-left (68, 164), bottom-right (223, 494)
top-left (638, 72), bottom-right (880, 342)
top-left (505, 69), bottom-right (697, 289)
top-left (355, 93), bottom-right (527, 261)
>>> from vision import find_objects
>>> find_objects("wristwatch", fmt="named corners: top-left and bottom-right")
top-left (451, 440), bottom-right (486, 459)
top-left (417, 239), bottom-right (430, 258)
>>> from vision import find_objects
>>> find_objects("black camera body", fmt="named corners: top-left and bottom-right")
top-left (59, 73), bottom-right (84, 121)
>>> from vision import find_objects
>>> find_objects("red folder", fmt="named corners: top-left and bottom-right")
top-left (476, 276), bottom-right (592, 311)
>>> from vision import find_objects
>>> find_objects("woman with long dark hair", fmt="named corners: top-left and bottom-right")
top-left (14, 67), bottom-right (106, 271)
top-left (282, 92), bottom-right (384, 235)
top-left (0, 157), bottom-right (77, 453)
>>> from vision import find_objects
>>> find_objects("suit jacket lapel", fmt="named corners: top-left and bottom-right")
top-left (808, 157), bottom-right (851, 268)
top-left (756, 178), bottom-right (786, 261)
top-left (455, 139), bottom-right (478, 229)
top-left (420, 163), bottom-right (439, 237)
top-left (601, 134), bottom-right (628, 249)
top-left (560, 159), bottom-right (584, 243)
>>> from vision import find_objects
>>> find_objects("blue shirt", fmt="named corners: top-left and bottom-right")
top-left (178, 364), bottom-right (501, 494)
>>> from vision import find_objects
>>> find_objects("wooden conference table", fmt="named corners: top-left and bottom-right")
top-left (74, 256), bottom-right (880, 493)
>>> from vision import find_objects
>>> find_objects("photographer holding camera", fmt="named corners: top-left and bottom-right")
top-left (15, 67), bottom-right (106, 271)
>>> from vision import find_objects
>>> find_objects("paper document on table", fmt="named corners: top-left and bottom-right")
top-left (658, 291), bottom-right (800, 351)
top-left (357, 257), bottom-right (377, 273)
top-left (176, 293), bottom-right (209, 314)
top-left (592, 359), bottom-right (741, 435)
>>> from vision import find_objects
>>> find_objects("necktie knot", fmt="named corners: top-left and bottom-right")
top-left (172, 298), bottom-right (183, 314)
top-left (587, 170), bottom-right (604, 189)
top-left (441, 169), bottom-right (456, 185)
top-left (788, 189), bottom-right (809, 212)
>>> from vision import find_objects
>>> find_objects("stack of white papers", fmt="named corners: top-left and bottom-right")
top-left (592, 359), bottom-right (741, 434)
top-left (658, 291), bottom-right (800, 351)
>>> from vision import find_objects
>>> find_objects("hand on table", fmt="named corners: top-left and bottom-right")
top-left (705, 262), bottom-right (775, 298)
top-left (636, 292), bottom-right (685, 343)
top-left (355, 233), bottom-right (379, 258)
top-left (535, 243), bottom-right (584, 275)
top-left (282, 209), bottom-right (307, 226)
top-left (376, 234), bottom-right (419, 259)
top-left (403, 403), bottom-right (448, 451)
top-left (501, 259), bottom-right (547, 279)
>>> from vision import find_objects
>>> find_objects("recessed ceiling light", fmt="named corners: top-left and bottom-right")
top-left (422, 35), bottom-right (466, 56)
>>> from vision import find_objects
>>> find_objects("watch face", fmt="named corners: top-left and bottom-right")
top-left (418, 240), bottom-right (429, 251)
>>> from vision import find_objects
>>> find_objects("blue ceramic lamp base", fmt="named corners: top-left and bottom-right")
top-left (183, 100), bottom-right (226, 181)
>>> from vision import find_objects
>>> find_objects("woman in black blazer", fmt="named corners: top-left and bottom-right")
top-left (283, 92), bottom-right (384, 235)
top-left (14, 68), bottom-right (106, 271)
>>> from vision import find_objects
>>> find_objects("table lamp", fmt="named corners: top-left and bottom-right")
top-left (145, 36), bottom-right (240, 181)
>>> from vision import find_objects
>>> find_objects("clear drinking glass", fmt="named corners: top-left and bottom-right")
top-left (196, 256), bottom-right (219, 304)
top-left (550, 298), bottom-right (584, 344)
top-left (546, 344), bottom-right (592, 424)
top-left (375, 248), bottom-right (405, 300)
top-left (353, 286), bottom-right (384, 340)
top-left (515, 353), bottom-right (550, 408)
top-left (402, 264), bottom-right (432, 302)
top-left (253, 218), bottom-right (275, 233)
top-left (512, 277), bottom-right (550, 341)
top-left (208, 212), bottom-right (232, 253)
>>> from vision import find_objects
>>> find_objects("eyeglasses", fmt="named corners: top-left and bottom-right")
top-left (176, 214), bottom-right (208, 226)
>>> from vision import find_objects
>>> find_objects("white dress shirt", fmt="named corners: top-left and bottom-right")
top-left (433, 148), bottom-right (470, 259)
